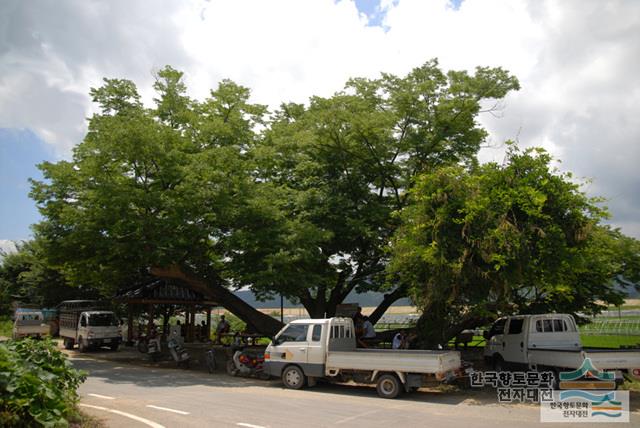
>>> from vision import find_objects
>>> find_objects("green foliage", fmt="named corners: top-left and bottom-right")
top-left (0, 316), bottom-right (12, 337)
top-left (0, 241), bottom-right (100, 315)
top-left (29, 61), bottom-right (519, 322)
top-left (236, 60), bottom-right (519, 315)
top-left (391, 145), bottom-right (639, 346)
top-left (0, 338), bottom-right (86, 427)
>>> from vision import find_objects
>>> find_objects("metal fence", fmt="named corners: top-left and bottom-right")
top-left (580, 319), bottom-right (640, 336)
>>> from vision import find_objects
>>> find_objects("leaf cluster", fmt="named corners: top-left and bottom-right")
top-left (0, 338), bottom-right (86, 427)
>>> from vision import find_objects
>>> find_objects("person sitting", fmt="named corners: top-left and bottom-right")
top-left (362, 316), bottom-right (376, 339)
top-left (215, 315), bottom-right (231, 344)
top-left (199, 320), bottom-right (209, 342)
top-left (392, 330), bottom-right (406, 349)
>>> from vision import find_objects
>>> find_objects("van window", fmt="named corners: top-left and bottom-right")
top-left (507, 318), bottom-right (524, 334)
top-left (553, 319), bottom-right (564, 332)
top-left (311, 324), bottom-right (322, 342)
top-left (278, 324), bottom-right (309, 342)
top-left (332, 325), bottom-right (339, 338)
top-left (489, 318), bottom-right (506, 337)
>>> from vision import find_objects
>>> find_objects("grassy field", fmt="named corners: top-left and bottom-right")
top-left (580, 335), bottom-right (640, 348)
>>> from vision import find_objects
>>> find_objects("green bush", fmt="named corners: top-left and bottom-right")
top-left (0, 315), bottom-right (12, 337)
top-left (0, 338), bottom-right (86, 427)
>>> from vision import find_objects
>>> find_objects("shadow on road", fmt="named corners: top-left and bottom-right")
top-left (69, 346), bottom-right (640, 412)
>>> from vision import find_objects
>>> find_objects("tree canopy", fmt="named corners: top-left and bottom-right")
top-left (389, 145), bottom-right (640, 346)
top-left (29, 61), bottom-right (521, 332)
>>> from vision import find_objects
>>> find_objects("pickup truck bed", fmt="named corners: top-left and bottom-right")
top-left (327, 349), bottom-right (461, 374)
top-left (529, 348), bottom-right (640, 371)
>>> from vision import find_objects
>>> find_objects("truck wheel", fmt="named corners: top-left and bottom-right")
top-left (282, 365), bottom-right (306, 390)
top-left (492, 355), bottom-right (506, 372)
top-left (110, 343), bottom-right (119, 351)
top-left (376, 374), bottom-right (402, 399)
top-left (78, 337), bottom-right (87, 353)
top-left (63, 338), bottom-right (74, 350)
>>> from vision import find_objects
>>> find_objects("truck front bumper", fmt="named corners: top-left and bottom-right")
top-left (87, 337), bottom-right (121, 347)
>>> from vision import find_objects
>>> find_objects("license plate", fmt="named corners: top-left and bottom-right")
top-left (104, 339), bottom-right (111, 343)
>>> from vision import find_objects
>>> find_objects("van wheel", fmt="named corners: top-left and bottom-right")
top-left (376, 374), bottom-right (402, 399)
top-left (78, 337), bottom-right (87, 353)
top-left (282, 365), bottom-right (306, 390)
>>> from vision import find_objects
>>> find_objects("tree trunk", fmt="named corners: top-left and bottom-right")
top-left (150, 265), bottom-right (284, 336)
top-left (368, 285), bottom-right (408, 325)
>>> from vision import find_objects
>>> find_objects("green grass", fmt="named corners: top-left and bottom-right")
top-left (0, 316), bottom-right (12, 337)
top-left (579, 335), bottom-right (640, 348)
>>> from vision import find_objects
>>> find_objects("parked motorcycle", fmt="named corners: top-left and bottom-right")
top-left (137, 327), bottom-right (162, 361)
top-left (168, 338), bottom-right (190, 368)
top-left (226, 346), bottom-right (269, 380)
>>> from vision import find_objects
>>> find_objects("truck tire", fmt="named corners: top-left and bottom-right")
top-left (492, 355), bottom-right (506, 372)
top-left (110, 343), bottom-right (119, 352)
top-left (64, 338), bottom-right (75, 350)
top-left (78, 337), bottom-right (87, 353)
top-left (376, 374), bottom-right (402, 399)
top-left (282, 365), bottom-right (306, 390)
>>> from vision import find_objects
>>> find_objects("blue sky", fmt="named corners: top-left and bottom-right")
top-left (0, 129), bottom-right (54, 241)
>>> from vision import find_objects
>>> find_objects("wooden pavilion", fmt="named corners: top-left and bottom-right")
top-left (115, 279), bottom-right (218, 343)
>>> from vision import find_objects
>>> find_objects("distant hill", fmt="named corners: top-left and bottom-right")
top-left (234, 289), bottom-right (412, 309)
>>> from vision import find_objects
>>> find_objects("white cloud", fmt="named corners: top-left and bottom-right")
top-left (0, 240), bottom-right (18, 257)
top-left (0, 0), bottom-right (638, 237)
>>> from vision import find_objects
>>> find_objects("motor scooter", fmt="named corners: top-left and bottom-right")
top-left (168, 338), bottom-right (190, 368)
top-left (226, 345), bottom-right (269, 380)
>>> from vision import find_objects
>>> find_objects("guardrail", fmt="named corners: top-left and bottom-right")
top-left (581, 319), bottom-right (640, 336)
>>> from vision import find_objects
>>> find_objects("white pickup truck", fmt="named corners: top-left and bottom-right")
top-left (483, 314), bottom-right (640, 382)
top-left (12, 310), bottom-right (49, 339)
top-left (59, 310), bottom-right (122, 352)
top-left (264, 317), bottom-right (462, 398)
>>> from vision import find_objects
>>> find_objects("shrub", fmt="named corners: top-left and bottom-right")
top-left (0, 338), bottom-right (86, 427)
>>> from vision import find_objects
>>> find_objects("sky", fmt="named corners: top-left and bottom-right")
top-left (0, 0), bottom-right (639, 245)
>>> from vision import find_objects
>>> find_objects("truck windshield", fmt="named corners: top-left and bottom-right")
top-left (88, 314), bottom-right (118, 327)
top-left (277, 324), bottom-right (309, 342)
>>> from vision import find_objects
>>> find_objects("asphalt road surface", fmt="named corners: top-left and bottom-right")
top-left (71, 355), bottom-right (639, 428)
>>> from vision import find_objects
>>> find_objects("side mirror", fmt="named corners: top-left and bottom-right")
top-left (271, 336), bottom-right (279, 346)
top-left (483, 330), bottom-right (490, 340)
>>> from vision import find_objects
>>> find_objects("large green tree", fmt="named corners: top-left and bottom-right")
top-left (234, 60), bottom-right (519, 319)
top-left (0, 240), bottom-right (98, 314)
top-left (390, 145), bottom-right (640, 347)
top-left (30, 61), bottom-right (520, 332)
top-left (30, 67), bottom-right (282, 334)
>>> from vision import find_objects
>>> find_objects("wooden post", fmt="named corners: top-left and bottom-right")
top-left (184, 306), bottom-right (190, 342)
top-left (189, 306), bottom-right (195, 342)
top-left (147, 304), bottom-right (155, 335)
top-left (206, 308), bottom-right (211, 341)
top-left (127, 304), bottom-right (134, 343)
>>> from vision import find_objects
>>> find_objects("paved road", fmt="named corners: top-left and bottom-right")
top-left (71, 356), bottom-right (638, 428)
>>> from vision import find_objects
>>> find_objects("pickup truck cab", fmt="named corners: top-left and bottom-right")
top-left (12, 310), bottom-right (49, 339)
top-left (59, 310), bottom-right (121, 352)
top-left (264, 318), bottom-right (462, 398)
top-left (483, 314), bottom-right (640, 382)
